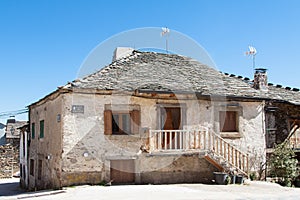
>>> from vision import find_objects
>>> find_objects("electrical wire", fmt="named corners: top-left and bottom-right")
top-left (0, 109), bottom-right (28, 118)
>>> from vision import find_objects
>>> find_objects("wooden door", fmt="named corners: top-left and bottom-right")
top-left (110, 160), bottom-right (135, 184)
top-left (162, 107), bottom-right (181, 149)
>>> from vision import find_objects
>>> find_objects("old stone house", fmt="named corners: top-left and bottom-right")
top-left (23, 49), bottom-right (300, 190)
top-left (5, 118), bottom-right (27, 146)
top-left (0, 119), bottom-right (27, 179)
top-left (19, 123), bottom-right (29, 188)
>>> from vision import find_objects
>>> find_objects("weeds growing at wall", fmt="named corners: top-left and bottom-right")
top-left (269, 143), bottom-right (298, 187)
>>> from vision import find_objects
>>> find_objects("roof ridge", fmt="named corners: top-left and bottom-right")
top-left (221, 71), bottom-right (300, 92)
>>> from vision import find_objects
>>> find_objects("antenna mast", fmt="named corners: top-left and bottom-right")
top-left (246, 46), bottom-right (257, 70)
top-left (161, 27), bottom-right (170, 53)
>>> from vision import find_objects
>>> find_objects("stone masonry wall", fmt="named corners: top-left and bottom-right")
top-left (61, 92), bottom-right (265, 186)
top-left (0, 144), bottom-right (19, 178)
top-left (265, 102), bottom-right (300, 147)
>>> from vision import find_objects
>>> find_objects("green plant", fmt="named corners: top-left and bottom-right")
top-left (269, 143), bottom-right (298, 187)
top-left (250, 172), bottom-right (257, 181)
top-left (225, 175), bottom-right (231, 185)
top-left (97, 180), bottom-right (107, 186)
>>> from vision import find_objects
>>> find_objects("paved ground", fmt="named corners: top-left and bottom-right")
top-left (1, 178), bottom-right (300, 200)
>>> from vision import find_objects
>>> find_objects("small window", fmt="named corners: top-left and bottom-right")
top-left (38, 160), bottom-right (42, 180)
top-left (30, 159), bottom-right (34, 176)
top-left (31, 123), bottom-right (35, 139)
top-left (112, 113), bottom-right (131, 135)
top-left (104, 107), bottom-right (140, 135)
top-left (219, 111), bottom-right (238, 132)
top-left (40, 120), bottom-right (44, 138)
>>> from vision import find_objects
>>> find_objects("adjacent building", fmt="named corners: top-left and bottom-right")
top-left (5, 118), bottom-right (27, 146)
top-left (0, 123), bottom-right (6, 145)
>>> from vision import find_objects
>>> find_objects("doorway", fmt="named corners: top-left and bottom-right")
top-left (110, 160), bottom-right (135, 184)
top-left (161, 107), bottom-right (181, 149)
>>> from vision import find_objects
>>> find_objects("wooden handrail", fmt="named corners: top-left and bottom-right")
top-left (149, 129), bottom-right (249, 175)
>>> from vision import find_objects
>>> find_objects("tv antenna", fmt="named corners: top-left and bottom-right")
top-left (161, 27), bottom-right (170, 53)
top-left (245, 46), bottom-right (257, 70)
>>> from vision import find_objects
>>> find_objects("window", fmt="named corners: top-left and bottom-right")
top-left (40, 120), bottom-right (44, 138)
top-left (38, 160), bottom-right (42, 180)
top-left (219, 111), bottom-right (238, 132)
top-left (31, 123), bottom-right (35, 139)
top-left (112, 113), bottom-right (131, 134)
top-left (30, 159), bottom-right (34, 176)
top-left (104, 105), bottom-right (140, 135)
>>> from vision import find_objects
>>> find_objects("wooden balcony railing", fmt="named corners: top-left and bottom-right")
top-left (149, 128), bottom-right (249, 175)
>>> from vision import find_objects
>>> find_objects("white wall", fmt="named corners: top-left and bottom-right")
top-left (62, 92), bottom-right (265, 174)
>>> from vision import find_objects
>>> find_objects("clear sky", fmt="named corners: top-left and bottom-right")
top-left (0, 0), bottom-right (299, 123)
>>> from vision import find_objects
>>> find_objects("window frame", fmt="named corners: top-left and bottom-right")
top-left (39, 120), bottom-right (44, 139)
top-left (104, 104), bottom-right (140, 135)
top-left (112, 112), bottom-right (131, 135)
top-left (216, 104), bottom-right (242, 139)
top-left (31, 123), bottom-right (35, 139)
top-left (219, 111), bottom-right (238, 132)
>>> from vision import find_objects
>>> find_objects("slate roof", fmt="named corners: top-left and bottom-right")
top-left (66, 50), bottom-right (300, 105)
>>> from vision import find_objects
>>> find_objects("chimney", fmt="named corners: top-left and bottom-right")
top-left (112, 47), bottom-right (134, 62)
top-left (7, 116), bottom-right (16, 124)
top-left (253, 68), bottom-right (268, 90)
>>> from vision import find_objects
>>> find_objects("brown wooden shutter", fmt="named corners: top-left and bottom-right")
top-left (226, 111), bottom-right (237, 132)
top-left (104, 110), bottom-right (112, 135)
top-left (220, 111), bottom-right (237, 132)
top-left (131, 110), bottom-right (140, 134)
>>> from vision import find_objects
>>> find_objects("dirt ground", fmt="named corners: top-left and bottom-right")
top-left (1, 178), bottom-right (300, 200)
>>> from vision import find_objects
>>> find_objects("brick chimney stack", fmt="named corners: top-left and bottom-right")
top-left (253, 68), bottom-right (268, 90)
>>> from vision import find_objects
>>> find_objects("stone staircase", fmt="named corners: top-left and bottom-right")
top-left (203, 149), bottom-right (248, 176)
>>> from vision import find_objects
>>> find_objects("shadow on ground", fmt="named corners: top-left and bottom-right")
top-left (0, 179), bottom-right (66, 199)
top-left (0, 181), bottom-right (25, 196)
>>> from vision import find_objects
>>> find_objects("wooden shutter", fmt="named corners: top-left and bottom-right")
top-left (131, 110), bottom-right (140, 134)
top-left (104, 110), bottom-right (112, 135)
top-left (220, 111), bottom-right (237, 132)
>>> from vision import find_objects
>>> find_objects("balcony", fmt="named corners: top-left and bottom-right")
top-left (149, 128), bottom-right (249, 175)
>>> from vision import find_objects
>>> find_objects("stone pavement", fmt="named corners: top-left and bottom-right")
top-left (1, 178), bottom-right (300, 200)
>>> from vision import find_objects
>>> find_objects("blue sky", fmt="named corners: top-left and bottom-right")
top-left (0, 0), bottom-right (299, 122)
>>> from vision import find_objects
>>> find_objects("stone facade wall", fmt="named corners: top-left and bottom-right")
top-left (28, 94), bottom-right (63, 190)
top-left (0, 144), bottom-right (19, 178)
top-left (60, 92), bottom-right (265, 186)
top-left (219, 101), bottom-right (266, 172)
top-left (265, 102), bottom-right (300, 147)
top-left (139, 153), bottom-right (218, 184)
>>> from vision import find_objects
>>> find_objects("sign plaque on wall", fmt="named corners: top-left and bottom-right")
top-left (71, 105), bottom-right (84, 113)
